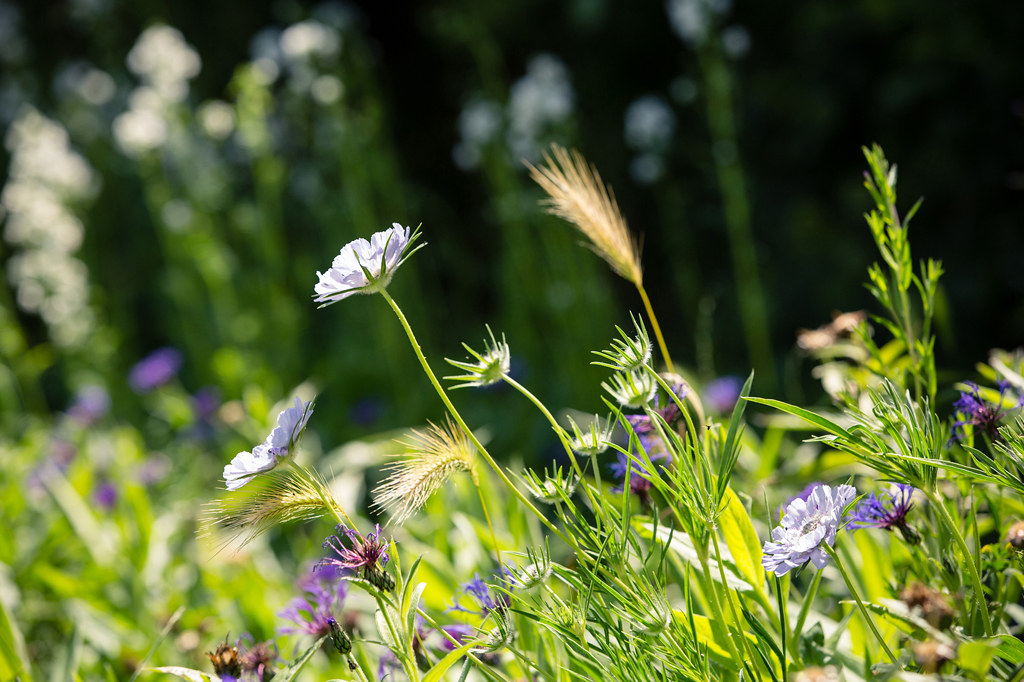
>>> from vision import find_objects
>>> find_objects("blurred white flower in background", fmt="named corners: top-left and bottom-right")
top-left (1, 106), bottom-right (99, 348)
top-left (126, 25), bottom-right (201, 102)
top-left (666, 0), bottom-right (732, 48)
top-left (452, 98), bottom-right (502, 170)
top-left (507, 54), bottom-right (574, 162)
top-left (624, 95), bottom-right (676, 185)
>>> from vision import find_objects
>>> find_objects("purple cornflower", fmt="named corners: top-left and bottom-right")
top-left (449, 572), bottom-right (511, 616)
top-left (278, 564), bottom-right (347, 637)
top-left (321, 524), bottom-right (394, 591)
top-left (849, 483), bottom-right (921, 544)
top-left (611, 383), bottom-right (686, 499)
top-left (93, 480), bottom-right (118, 510)
top-left (704, 376), bottom-right (743, 415)
top-left (952, 380), bottom-right (1023, 443)
top-left (237, 634), bottom-right (277, 681)
top-left (128, 347), bottom-right (182, 393)
top-left (762, 483), bottom-right (855, 576)
top-left (437, 623), bottom-right (476, 652)
top-left (67, 385), bottom-right (110, 425)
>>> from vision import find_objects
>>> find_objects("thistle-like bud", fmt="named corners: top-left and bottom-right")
top-left (592, 316), bottom-right (652, 372)
top-left (602, 369), bottom-right (658, 409)
top-left (506, 546), bottom-right (553, 590)
top-left (523, 467), bottom-right (579, 504)
top-left (566, 414), bottom-right (613, 457)
top-left (327, 617), bottom-right (352, 655)
top-left (367, 567), bottom-right (396, 593)
top-left (445, 325), bottom-right (511, 389)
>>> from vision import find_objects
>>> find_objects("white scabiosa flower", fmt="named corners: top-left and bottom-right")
top-left (761, 483), bottom-right (855, 576)
top-left (313, 223), bottom-right (422, 306)
top-left (224, 397), bottom-right (314, 490)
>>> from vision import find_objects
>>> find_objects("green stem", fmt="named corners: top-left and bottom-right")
top-left (637, 283), bottom-right (674, 374)
top-left (925, 489), bottom-right (994, 636)
top-left (792, 568), bottom-right (823, 641)
top-left (376, 594), bottom-right (419, 682)
top-left (500, 374), bottom-right (601, 515)
top-left (378, 289), bottom-right (571, 546)
top-left (823, 544), bottom-right (897, 664)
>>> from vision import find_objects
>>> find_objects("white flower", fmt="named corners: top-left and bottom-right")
top-left (314, 223), bottom-right (420, 305)
top-left (761, 483), bottom-right (855, 576)
top-left (223, 443), bottom-right (277, 491)
top-left (223, 398), bottom-right (314, 490)
top-left (126, 25), bottom-right (201, 102)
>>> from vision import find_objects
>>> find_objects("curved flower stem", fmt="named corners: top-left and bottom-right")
top-left (475, 483), bottom-right (504, 569)
top-left (637, 283), bottom-right (674, 374)
top-left (823, 544), bottom-right (897, 664)
top-left (924, 488), bottom-right (994, 636)
top-left (499, 374), bottom-right (601, 515)
top-left (378, 290), bottom-right (571, 547)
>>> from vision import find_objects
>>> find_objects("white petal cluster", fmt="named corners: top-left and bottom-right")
top-left (314, 223), bottom-right (412, 304)
top-left (762, 484), bottom-right (855, 576)
top-left (224, 398), bottom-right (314, 491)
top-left (126, 25), bottom-right (201, 102)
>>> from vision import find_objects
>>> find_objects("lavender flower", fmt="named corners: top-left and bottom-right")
top-left (849, 483), bottom-right (920, 544)
top-left (704, 375), bottom-right (743, 414)
top-left (237, 634), bottom-right (277, 681)
top-left (321, 524), bottom-right (394, 591)
top-left (93, 480), bottom-right (117, 510)
top-left (437, 623), bottom-right (476, 652)
top-left (610, 384), bottom-right (686, 498)
top-left (762, 483), bottom-right (855, 576)
top-left (278, 564), bottom-right (347, 638)
top-left (67, 385), bottom-right (110, 425)
top-left (223, 397), bottom-right (313, 491)
top-left (128, 347), bottom-right (182, 393)
top-left (952, 380), bottom-right (1023, 442)
top-left (314, 223), bottom-right (420, 305)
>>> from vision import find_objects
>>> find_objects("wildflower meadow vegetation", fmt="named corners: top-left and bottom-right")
top-left (3, 3), bottom-right (1024, 682)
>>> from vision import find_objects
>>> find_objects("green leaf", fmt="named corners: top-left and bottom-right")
top-left (718, 486), bottom-right (765, 602)
top-left (146, 667), bottom-right (220, 682)
top-left (273, 635), bottom-right (328, 682)
top-left (958, 639), bottom-right (998, 678)
top-left (0, 588), bottom-right (31, 681)
top-left (742, 398), bottom-right (853, 440)
top-left (421, 641), bottom-right (478, 682)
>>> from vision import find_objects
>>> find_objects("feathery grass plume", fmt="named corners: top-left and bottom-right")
top-left (202, 465), bottom-right (345, 551)
top-left (528, 144), bottom-right (643, 286)
top-left (373, 416), bottom-right (478, 524)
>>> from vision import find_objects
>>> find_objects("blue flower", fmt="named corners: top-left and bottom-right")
top-left (449, 571), bottom-right (511, 616)
top-left (849, 483), bottom-right (920, 544)
top-left (762, 483), bottom-right (855, 576)
top-left (952, 380), bottom-right (1023, 443)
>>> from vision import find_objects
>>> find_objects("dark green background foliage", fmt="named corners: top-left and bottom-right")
top-left (4, 0), bottom-right (1023, 455)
